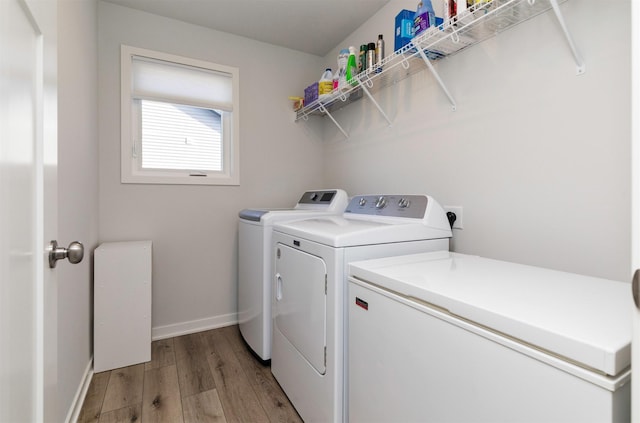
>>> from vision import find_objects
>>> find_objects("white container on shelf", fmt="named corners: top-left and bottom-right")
top-left (318, 68), bottom-right (334, 102)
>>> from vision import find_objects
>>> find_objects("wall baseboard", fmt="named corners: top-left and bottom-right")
top-left (66, 357), bottom-right (93, 423)
top-left (152, 313), bottom-right (238, 340)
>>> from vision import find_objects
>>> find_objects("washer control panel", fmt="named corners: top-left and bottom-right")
top-left (298, 190), bottom-right (338, 204)
top-left (345, 195), bottom-right (428, 219)
top-left (294, 189), bottom-right (349, 212)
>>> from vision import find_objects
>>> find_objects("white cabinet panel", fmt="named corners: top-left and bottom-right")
top-left (94, 241), bottom-right (152, 372)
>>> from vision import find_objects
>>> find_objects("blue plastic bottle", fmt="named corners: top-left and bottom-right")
top-left (424, 0), bottom-right (435, 27)
top-left (413, 2), bottom-right (427, 37)
top-left (414, 0), bottom-right (435, 37)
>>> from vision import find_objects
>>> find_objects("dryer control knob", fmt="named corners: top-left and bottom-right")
top-left (398, 198), bottom-right (411, 208)
top-left (358, 197), bottom-right (367, 207)
top-left (375, 196), bottom-right (387, 209)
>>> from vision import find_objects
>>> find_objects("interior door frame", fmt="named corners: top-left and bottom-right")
top-left (30, 0), bottom-right (59, 420)
top-left (631, 0), bottom-right (639, 421)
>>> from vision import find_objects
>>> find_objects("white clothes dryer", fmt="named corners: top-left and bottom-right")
top-left (271, 194), bottom-right (452, 422)
top-left (238, 189), bottom-right (348, 361)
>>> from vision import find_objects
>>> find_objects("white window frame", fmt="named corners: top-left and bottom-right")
top-left (121, 45), bottom-right (240, 185)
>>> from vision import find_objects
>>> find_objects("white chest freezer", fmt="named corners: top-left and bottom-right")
top-left (348, 251), bottom-right (631, 423)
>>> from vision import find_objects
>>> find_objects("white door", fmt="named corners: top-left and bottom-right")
top-left (274, 243), bottom-right (327, 374)
top-left (633, 1), bottom-right (640, 421)
top-left (0, 0), bottom-right (58, 421)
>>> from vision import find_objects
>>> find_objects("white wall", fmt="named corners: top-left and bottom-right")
top-left (320, 0), bottom-right (631, 281)
top-left (97, 1), bottom-right (325, 335)
top-left (57, 0), bottom-right (99, 421)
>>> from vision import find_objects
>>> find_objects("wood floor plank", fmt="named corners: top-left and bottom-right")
top-left (218, 326), bottom-right (270, 379)
top-left (219, 326), bottom-right (271, 379)
top-left (77, 371), bottom-right (111, 423)
top-left (80, 326), bottom-right (302, 423)
top-left (145, 338), bottom-right (176, 371)
top-left (182, 389), bottom-right (227, 423)
top-left (98, 404), bottom-right (141, 423)
top-left (174, 333), bottom-right (216, 397)
top-left (202, 329), bottom-right (269, 423)
top-left (101, 365), bottom-right (145, 413)
top-left (142, 364), bottom-right (184, 423)
top-left (218, 325), bottom-right (245, 354)
top-left (226, 331), bottom-right (302, 423)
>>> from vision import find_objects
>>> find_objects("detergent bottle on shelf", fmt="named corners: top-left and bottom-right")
top-left (345, 46), bottom-right (359, 86)
top-left (413, 1), bottom-right (427, 37)
top-left (337, 48), bottom-right (349, 91)
top-left (414, 0), bottom-right (435, 37)
top-left (318, 68), bottom-right (334, 102)
top-left (425, 0), bottom-right (436, 27)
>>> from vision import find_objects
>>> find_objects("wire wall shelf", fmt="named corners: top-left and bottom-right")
top-left (294, 0), bottom-right (582, 138)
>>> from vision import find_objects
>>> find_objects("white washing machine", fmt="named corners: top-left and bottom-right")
top-left (271, 194), bottom-right (452, 422)
top-left (238, 189), bottom-right (348, 361)
top-left (348, 251), bottom-right (632, 423)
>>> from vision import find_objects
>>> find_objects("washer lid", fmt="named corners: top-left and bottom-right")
top-left (238, 209), bottom-right (272, 221)
top-left (238, 189), bottom-right (349, 224)
top-left (240, 208), bottom-right (358, 225)
top-left (349, 251), bottom-right (631, 376)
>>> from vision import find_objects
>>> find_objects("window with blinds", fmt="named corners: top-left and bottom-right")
top-left (121, 45), bottom-right (239, 185)
top-left (139, 100), bottom-right (223, 171)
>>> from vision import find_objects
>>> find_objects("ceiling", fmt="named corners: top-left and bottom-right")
top-left (102, 0), bottom-right (391, 56)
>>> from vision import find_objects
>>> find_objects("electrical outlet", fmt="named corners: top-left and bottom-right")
top-left (444, 206), bottom-right (463, 230)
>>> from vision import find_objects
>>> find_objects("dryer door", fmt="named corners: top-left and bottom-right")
top-left (274, 243), bottom-right (327, 375)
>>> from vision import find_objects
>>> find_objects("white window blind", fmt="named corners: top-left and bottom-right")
top-left (132, 56), bottom-right (234, 111)
top-left (140, 100), bottom-right (223, 171)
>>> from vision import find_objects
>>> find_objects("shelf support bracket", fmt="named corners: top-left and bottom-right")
top-left (415, 44), bottom-right (457, 111)
top-left (318, 103), bottom-right (349, 138)
top-left (353, 76), bottom-right (393, 126)
top-left (548, 0), bottom-right (585, 75)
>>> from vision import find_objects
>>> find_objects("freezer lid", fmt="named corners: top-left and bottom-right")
top-left (349, 251), bottom-right (632, 376)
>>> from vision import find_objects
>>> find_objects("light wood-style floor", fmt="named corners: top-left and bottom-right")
top-left (77, 325), bottom-right (302, 423)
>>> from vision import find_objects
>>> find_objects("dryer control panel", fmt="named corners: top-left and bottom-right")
top-left (345, 195), bottom-right (428, 219)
